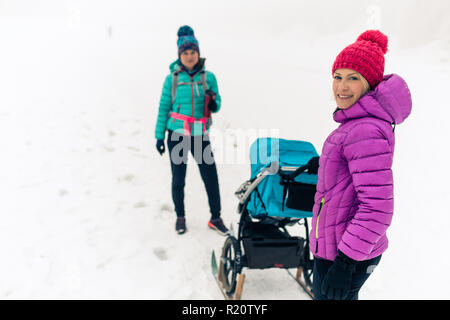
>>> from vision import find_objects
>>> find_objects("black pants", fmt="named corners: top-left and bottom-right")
top-left (313, 255), bottom-right (382, 300)
top-left (166, 130), bottom-right (221, 219)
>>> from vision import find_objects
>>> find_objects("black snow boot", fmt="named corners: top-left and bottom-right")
top-left (176, 217), bottom-right (186, 234)
top-left (208, 217), bottom-right (229, 236)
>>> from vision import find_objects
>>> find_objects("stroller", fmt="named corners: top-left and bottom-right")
top-left (212, 137), bottom-right (318, 299)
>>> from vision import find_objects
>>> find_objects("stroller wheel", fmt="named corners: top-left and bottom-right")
top-left (219, 236), bottom-right (241, 295)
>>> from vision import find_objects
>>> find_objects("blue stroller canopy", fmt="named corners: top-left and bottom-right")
top-left (247, 138), bottom-right (319, 219)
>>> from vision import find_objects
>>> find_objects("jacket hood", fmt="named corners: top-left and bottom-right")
top-left (333, 74), bottom-right (412, 125)
top-left (169, 57), bottom-right (206, 73)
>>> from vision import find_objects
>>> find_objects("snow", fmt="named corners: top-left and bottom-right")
top-left (1, 0), bottom-right (449, 299)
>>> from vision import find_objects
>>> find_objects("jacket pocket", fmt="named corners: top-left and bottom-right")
top-left (315, 197), bottom-right (325, 254)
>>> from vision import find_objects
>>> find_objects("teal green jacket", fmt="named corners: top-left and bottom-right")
top-left (155, 59), bottom-right (221, 140)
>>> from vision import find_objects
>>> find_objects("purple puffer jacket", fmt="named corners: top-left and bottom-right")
top-left (309, 74), bottom-right (412, 261)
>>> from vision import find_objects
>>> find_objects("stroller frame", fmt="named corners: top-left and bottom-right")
top-left (212, 161), bottom-right (315, 300)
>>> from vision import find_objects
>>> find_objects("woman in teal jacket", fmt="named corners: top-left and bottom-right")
top-left (155, 26), bottom-right (228, 236)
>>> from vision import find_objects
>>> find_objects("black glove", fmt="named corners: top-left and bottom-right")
top-left (205, 89), bottom-right (218, 112)
top-left (307, 156), bottom-right (319, 174)
top-left (320, 251), bottom-right (356, 300)
top-left (156, 139), bottom-right (165, 155)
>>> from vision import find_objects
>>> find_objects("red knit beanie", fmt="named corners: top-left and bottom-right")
top-left (332, 30), bottom-right (388, 88)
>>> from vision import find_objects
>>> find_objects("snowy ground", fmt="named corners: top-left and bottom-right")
top-left (1, 0), bottom-right (450, 299)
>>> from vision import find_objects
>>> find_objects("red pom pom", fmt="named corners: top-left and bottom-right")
top-left (357, 30), bottom-right (388, 54)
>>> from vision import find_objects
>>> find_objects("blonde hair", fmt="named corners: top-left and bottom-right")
top-left (358, 73), bottom-right (371, 95)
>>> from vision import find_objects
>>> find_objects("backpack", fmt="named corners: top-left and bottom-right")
top-left (171, 70), bottom-right (208, 105)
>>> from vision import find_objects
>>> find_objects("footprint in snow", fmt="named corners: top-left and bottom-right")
top-left (160, 203), bottom-right (172, 213)
top-left (117, 174), bottom-right (135, 182)
top-left (133, 202), bottom-right (146, 209)
top-left (153, 247), bottom-right (168, 261)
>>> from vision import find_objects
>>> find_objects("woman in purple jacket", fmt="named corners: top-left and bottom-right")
top-left (309, 30), bottom-right (412, 300)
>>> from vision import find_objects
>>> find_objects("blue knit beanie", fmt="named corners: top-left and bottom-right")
top-left (177, 25), bottom-right (200, 56)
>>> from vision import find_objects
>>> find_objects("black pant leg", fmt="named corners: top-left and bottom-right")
top-left (167, 130), bottom-right (189, 217)
top-left (346, 255), bottom-right (382, 300)
top-left (312, 255), bottom-right (382, 300)
top-left (312, 257), bottom-right (334, 300)
top-left (190, 134), bottom-right (221, 219)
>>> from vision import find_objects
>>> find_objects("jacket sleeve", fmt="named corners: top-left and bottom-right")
top-left (155, 74), bottom-right (173, 140)
top-left (207, 72), bottom-right (221, 113)
top-left (338, 123), bottom-right (394, 261)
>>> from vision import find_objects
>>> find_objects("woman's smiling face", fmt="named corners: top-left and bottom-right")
top-left (333, 68), bottom-right (370, 110)
top-left (180, 49), bottom-right (199, 71)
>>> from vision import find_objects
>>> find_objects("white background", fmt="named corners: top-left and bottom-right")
top-left (0, 0), bottom-right (449, 299)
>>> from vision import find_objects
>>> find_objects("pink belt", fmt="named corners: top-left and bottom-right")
top-left (170, 112), bottom-right (207, 135)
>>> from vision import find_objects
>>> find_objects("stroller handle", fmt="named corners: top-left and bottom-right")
top-left (235, 162), bottom-right (312, 207)
top-left (279, 164), bottom-right (311, 180)
top-left (236, 161), bottom-right (280, 205)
